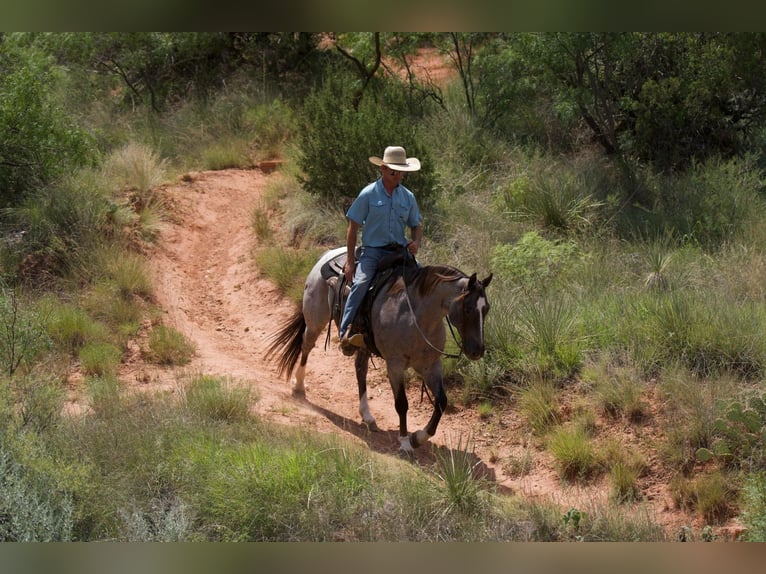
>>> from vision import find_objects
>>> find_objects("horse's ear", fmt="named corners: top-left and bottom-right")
top-left (468, 273), bottom-right (478, 288)
top-left (482, 273), bottom-right (493, 287)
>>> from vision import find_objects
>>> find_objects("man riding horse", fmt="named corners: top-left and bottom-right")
top-left (338, 146), bottom-right (423, 354)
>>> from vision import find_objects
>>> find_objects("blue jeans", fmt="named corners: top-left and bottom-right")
top-left (339, 246), bottom-right (393, 338)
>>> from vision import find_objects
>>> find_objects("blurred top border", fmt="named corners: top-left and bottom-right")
top-left (3, 0), bottom-right (766, 32)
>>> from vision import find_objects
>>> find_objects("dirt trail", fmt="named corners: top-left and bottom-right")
top-left (81, 166), bottom-right (740, 540)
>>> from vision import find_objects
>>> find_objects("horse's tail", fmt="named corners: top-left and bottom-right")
top-left (263, 309), bottom-right (306, 380)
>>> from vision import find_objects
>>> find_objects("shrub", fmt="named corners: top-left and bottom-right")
top-left (741, 472), bottom-right (766, 541)
top-left (0, 445), bottom-right (73, 541)
top-left (13, 373), bottom-right (65, 432)
top-left (490, 230), bottom-right (580, 291)
top-left (0, 44), bottom-right (94, 209)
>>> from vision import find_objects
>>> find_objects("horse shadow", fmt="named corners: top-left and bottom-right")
top-left (291, 393), bottom-right (504, 490)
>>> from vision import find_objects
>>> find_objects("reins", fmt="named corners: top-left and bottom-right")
top-left (400, 259), bottom-right (468, 406)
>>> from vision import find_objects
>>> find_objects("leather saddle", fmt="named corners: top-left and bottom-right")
top-left (321, 245), bottom-right (417, 356)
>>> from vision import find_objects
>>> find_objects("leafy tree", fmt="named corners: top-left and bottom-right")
top-left (511, 33), bottom-right (766, 173)
top-left (32, 32), bottom-right (324, 113)
top-left (0, 42), bottom-right (93, 209)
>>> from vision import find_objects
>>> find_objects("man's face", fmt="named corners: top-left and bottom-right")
top-left (381, 166), bottom-right (403, 187)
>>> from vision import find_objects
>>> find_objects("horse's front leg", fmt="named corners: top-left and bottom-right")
top-left (410, 361), bottom-right (448, 449)
top-left (355, 348), bottom-right (378, 430)
top-left (386, 359), bottom-right (414, 456)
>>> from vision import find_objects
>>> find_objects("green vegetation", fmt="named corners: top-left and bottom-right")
top-left (5, 32), bottom-right (766, 540)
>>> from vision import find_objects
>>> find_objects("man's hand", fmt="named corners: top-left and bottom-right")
top-left (344, 259), bottom-right (355, 282)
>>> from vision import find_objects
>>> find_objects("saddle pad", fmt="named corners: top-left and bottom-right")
top-left (320, 252), bottom-right (347, 280)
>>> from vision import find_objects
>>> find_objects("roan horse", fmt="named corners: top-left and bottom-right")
top-left (264, 246), bottom-right (492, 455)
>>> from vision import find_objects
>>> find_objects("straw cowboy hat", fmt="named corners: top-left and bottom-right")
top-left (369, 146), bottom-right (421, 172)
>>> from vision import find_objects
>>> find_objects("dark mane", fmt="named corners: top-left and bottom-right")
top-left (409, 264), bottom-right (466, 297)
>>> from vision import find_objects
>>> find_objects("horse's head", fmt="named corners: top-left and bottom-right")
top-left (449, 272), bottom-right (492, 360)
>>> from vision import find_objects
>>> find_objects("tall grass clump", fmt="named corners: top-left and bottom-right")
top-left (78, 341), bottom-right (122, 377)
top-left (254, 246), bottom-right (323, 304)
top-left (44, 301), bottom-right (107, 354)
top-left (547, 425), bottom-right (600, 483)
top-left (82, 282), bottom-right (142, 340)
top-left (516, 297), bottom-right (584, 378)
top-left (517, 377), bottom-right (560, 435)
top-left (433, 434), bottom-right (485, 514)
top-left (501, 162), bottom-right (606, 234)
top-left (600, 439), bottom-right (648, 504)
top-left (657, 367), bottom-right (738, 470)
top-left (101, 142), bottom-right (168, 243)
top-left (102, 249), bottom-right (153, 301)
top-left (103, 142), bottom-right (169, 196)
top-left (86, 375), bottom-right (122, 419)
top-left (183, 375), bottom-right (253, 423)
top-left (670, 469), bottom-right (738, 524)
top-left (9, 173), bottom-right (112, 284)
top-left (144, 325), bottom-right (195, 366)
top-left (581, 353), bottom-right (647, 422)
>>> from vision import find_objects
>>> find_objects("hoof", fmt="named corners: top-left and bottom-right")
top-left (398, 436), bottom-right (415, 459)
top-left (362, 419), bottom-right (380, 432)
top-left (397, 447), bottom-right (416, 460)
top-left (410, 429), bottom-right (432, 449)
top-left (291, 386), bottom-right (306, 398)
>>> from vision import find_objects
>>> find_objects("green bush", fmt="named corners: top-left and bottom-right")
top-left (741, 472), bottom-right (766, 541)
top-left (0, 44), bottom-right (94, 209)
top-left (0, 444), bottom-right (73, 541)
top-left (653, 157), bottom-right (766, 248)
top-left (490, 231), bottom-right (581, 291)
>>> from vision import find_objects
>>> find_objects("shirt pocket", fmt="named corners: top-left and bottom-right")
top-left (394, 203), bottom-right (410, 224)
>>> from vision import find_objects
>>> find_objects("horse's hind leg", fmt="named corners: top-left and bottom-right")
top-left (354, 349), bottom-right (378, 430)
top-left (292, 322), bottom-right (323, 395)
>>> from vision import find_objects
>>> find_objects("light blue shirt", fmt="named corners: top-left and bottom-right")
top-left (346, 178), bottom-right (422, 248)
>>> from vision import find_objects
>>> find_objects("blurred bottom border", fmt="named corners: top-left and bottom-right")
top-left (1, 542), bottom-right (764, 574)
